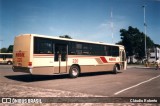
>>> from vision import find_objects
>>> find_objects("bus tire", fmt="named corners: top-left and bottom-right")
top-left (7, 61), bottom-right (12, 65)
top-left (69, 65), bottom-right (80, 78)
top-left (113, 64), bottom-right (118, 74)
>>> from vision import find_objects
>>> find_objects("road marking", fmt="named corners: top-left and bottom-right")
top-left (114, 74), bottom-right (160, 95)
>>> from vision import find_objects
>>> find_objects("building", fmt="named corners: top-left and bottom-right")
top-left (148, 47), bottom-right (160, 63)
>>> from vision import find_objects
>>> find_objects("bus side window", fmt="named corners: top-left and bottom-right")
top-left (7, 55), bottom-right (12, 58)
top-left (0, 54), bottom-right (2, 59)
top-left (76, 43), bottom-right (82, 55)
top-left (0, 54), bottom-right (4, 60)
top-left (112, 46), bottom-right (119, 57)
top-left (68, 42), bottom-right (76, 55)
top-left (34, 37), bottom-right (53, 54)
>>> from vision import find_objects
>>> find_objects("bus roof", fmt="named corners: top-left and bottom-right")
top-left (17, 34), bottom-right (124, 47)
top-left (0, 53), bottom-right (12, 55)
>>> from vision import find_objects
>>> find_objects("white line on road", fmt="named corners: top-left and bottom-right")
top-left (114, 74), bottom-right (160, 95)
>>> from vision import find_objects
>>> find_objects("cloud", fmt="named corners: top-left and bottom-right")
top-left (87, 16), bottom-right (130, 43)
top-left (98, 23), bottom-right (109, 28)
top-left (48, 26), bottom-right (82, 38)
top-left (48, 15), bottom-right (129, 44)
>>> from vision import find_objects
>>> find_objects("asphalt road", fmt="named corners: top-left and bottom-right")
top-left (0, 65), bottom-right (160, 98)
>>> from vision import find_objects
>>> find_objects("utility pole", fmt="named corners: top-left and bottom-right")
top-left (142, 5), bottom-right (147, 60)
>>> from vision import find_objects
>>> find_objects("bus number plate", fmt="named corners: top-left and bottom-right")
top-left (73, 59), bottom-right (78, 64)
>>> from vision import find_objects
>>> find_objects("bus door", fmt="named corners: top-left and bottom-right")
top-left (120, 50), bottom-right (127, 70)
top-left (54, 44), bottom-right (68, 73)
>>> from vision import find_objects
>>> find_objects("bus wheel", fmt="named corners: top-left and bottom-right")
top-left (7, 61), bottom-right (12, 65)
top-left (113, 65), bottom-right (118, 74)
top-left (69, 65), bottom-right (80, 78)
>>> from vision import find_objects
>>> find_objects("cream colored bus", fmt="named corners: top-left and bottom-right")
top-left (12, 34), bottom-right (127, 78)
top-left (0, 53), bottom-right (13, 65)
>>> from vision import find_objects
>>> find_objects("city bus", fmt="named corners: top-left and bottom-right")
top-left (12, 34), bottom-right (127, 78)
top-left (0, 53), bottom-right (13, 65)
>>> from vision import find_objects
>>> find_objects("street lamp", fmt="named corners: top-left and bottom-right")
top-left (142, 5), bottom-right (147, 60)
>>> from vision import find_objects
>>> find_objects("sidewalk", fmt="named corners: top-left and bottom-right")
top-left (127, 64), bottom-right (155, 69)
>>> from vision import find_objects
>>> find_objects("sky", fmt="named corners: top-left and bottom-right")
top-left (0, 0), bottom-right (160, 48)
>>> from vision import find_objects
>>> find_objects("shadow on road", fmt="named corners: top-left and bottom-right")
top-left (5, 71), bottom-right (122, 82)
top-left (80, 71), bottom-right (121, 77)
top-left (5, 74), bottom-right (69, 82)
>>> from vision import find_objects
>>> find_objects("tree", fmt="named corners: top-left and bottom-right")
top-left (120, 26), bottom-right (154, 63)
top-left (0, 48), bottom-right (7, 53)
top-left (7, 45), bottom-right (13, 53)
top-left (133, 32), bottom-right (154, 62)
top-left (59, 35), bottom-right (72, 39)
top-left (120, 26), bottom-right (137, 63)
top-left (116, 41), bottom-right (122, 45)
top-left (154, 44), bottom-right (160, 48)
top-left (0, 45), bottom-right (14, 53)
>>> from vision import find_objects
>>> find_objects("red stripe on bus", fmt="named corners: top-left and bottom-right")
top-left (100, 57), bottom-right (108, 63)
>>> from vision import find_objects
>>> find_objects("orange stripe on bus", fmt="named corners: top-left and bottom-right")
top-left (34, 54), bottom-right (54, 56)
top-left (95, 58), bottom-right (103, 64)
